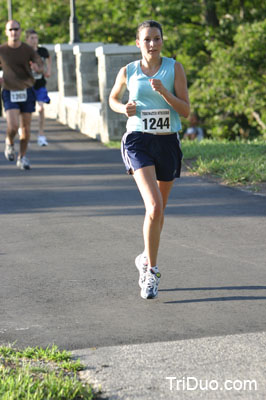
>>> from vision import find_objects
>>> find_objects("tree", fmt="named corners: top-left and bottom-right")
top-left (190, 20), bottom-right (266, 139)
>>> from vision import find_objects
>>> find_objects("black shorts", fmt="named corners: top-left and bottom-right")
top-left (121, 131), bottom-right (183, 181)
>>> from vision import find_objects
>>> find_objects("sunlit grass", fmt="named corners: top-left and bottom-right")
top-left (182, 139), bottom-right (266, 186)
top-left (0, 345), bottom-right (97, 400)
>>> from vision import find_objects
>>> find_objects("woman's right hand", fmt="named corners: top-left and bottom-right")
top-left (125, 101), bottom-right (136, 117)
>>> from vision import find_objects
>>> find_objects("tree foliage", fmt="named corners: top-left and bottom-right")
top-left (0, 0), bottom-right (265, 139)
top-left (190, 19), bottom-right (266, 139)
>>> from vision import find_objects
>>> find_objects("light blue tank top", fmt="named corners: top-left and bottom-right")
top-left (126, 57), bottom-right (181, 133)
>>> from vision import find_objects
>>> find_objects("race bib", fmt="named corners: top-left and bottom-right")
top-left (10, 90), bottom-right (27, 102)
top-left (141, 109), bottom-right (170, 133)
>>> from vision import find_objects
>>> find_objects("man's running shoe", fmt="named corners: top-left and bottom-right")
top-left (37, 135), bottom-right (48, 146)
top-left (140, 266), bottom-right (161, 299)
top-left (4, 143), bottom-right (15, 161)
top-left (135, 253), bottom-right (148, 288)
top-left (17, 156), bottom-right (31, 170)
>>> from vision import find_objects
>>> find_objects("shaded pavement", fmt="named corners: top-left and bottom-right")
top-left (1, 117), bottom-right (266, 399)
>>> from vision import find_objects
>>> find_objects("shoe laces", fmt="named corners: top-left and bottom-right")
top-left (146, 269), bottom-right (160, 288)
top-left (146, 275), bottom-right (155, 289)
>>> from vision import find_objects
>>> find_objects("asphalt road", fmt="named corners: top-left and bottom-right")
top-left (1, 117), bottom-right (266, 399)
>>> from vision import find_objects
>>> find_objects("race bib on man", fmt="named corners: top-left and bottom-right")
top-left (10, 90), bottom-right (27, 102)
top-left (141, 109), bottom-right (170, 133)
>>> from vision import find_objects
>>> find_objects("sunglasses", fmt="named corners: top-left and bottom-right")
top-left (9, 28), bottom-right (20, 31)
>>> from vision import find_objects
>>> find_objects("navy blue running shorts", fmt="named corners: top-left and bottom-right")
top-left (121, 131), bottom-right (183, 182)
top-left (2, 87), bottom-right (36, 113)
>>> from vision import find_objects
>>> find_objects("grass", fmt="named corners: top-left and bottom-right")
top-left (0, 344), bottom-right (99, 400)
top-left (106, 138), bottom-right (266, 190)
top-left (182, 139), bottom-right (266, 188)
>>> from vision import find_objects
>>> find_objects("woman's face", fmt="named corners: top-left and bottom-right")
top-left (136, 27), bottom-right (163, 59)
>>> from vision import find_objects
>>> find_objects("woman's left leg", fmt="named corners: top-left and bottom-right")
top-left (133, 166), bottom-right (175, 299)
top-left (133, 165), bottom-right (174, 268)
top-left (157, 179), bottom-right (175, 233)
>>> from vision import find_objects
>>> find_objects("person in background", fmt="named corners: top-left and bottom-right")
top-left (183, 112), bottom-right (204, 141)
top-left (109, 20), bottom-right (190, 299)
top-left (25, 29), bottom-right (51, 147)
top-left (0, 20), bottom-right (43, 169)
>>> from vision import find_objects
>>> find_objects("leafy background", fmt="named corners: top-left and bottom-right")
top-left (0, 0), bottom-right (265, 139)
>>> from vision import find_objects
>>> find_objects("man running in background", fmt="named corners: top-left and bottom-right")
top-left (0, 20), bottom-right (43, 169)
top-left (25, 29), bottom-right (51, 147)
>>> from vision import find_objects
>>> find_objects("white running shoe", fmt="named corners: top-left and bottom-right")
top-left (37, 135), bottom-right (48, 146)
top-left (17, 156), bottom-right (31, 170)
top-left (4, 143), bottom-right (15, 161)
top-left (135, 253), bottom-right (148, 288)
top-left (140, 266), bottom-right (161, 299)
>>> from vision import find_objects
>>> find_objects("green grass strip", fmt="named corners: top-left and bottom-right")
top-left (182, 139), bottom-right (266, 186)
top-left (0, 345), bottom-right (98, 400)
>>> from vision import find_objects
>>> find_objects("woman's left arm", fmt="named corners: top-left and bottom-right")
top-left (149, 62), bottom-right (190, 118)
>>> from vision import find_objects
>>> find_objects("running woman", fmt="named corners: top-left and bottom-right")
top-left (109, 20), bottom-right (190, 299)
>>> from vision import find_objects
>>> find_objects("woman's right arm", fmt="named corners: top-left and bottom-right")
top-left (109, 66), bottom-right (136, 117)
